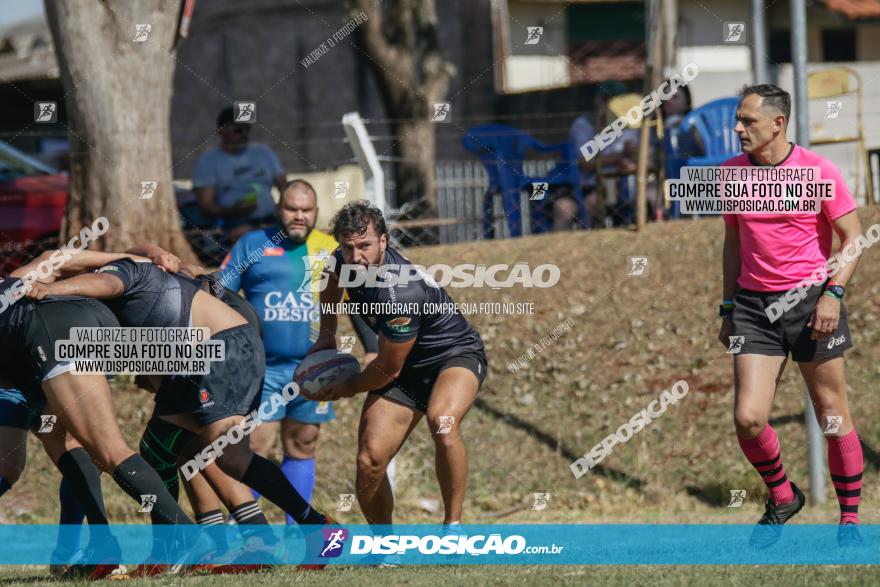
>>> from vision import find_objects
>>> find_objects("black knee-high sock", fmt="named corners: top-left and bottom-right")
top-left (196, 509), bottom-right (229, 553)
top-left (239, 455), bottom-right (326, 525)
top-left (111, 454), bottom-right (193, 525)
top-left (54, 478), bottom-right (85, 557)
top-left (230, 500), bottom-right (278, 545)
top-left (57, 449), bottom-right (114, 545)
top-left (57, 448), bottom-right (109, 526)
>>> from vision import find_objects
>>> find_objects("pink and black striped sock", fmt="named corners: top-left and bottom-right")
top-left (828, 429), bottom-right (862, 525)
top-left (738, 424), bottom-right (795, 505)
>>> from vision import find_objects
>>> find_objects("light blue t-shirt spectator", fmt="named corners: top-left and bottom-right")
top-left (191, 143), bottom-right (283, 224)
top-left (570, 114), bottom-right (640, 188)
top-left (570, 115), bottom-right (597, 190)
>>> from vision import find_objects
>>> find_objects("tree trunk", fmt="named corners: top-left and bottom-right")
top-left (45, 0), bottom-right (196, 261)
top-left (347, 0), bottom-right (454, 212)
top-left (393, 119), bottom-right (437, 206)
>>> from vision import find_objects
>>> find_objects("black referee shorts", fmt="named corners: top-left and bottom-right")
top-left (732, 283), bottom-right (853, 362)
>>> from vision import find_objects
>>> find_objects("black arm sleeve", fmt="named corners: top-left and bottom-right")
top-left (95, 258), bottom-right (149, 293)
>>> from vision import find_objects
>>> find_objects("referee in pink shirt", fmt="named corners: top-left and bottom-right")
top-left (718, 85), bottom-right (864, 548)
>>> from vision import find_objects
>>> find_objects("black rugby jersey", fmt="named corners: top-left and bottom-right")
top-left (332, 246), bottom-right (483, 370)
top-left (96, 259), bottom-right (200, 328)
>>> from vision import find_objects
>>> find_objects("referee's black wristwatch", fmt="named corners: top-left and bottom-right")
top-left (823, 281), bottom-right (846, 301)
top-left (719, 300), bottom-right (735, 320)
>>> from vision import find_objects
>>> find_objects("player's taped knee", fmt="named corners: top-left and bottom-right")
top-left (139, 417), bottom-right (195, 500)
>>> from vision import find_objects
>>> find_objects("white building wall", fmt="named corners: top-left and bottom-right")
top-left (674, 0), bottom-right (880, 203)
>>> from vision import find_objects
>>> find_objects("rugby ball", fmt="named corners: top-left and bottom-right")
top-left (293, 350), bottom-right (361, 398)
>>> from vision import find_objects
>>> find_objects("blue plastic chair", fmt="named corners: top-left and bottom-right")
top-left (666, 96), bottom-right (740, 218)
top-left (662, 127), bottom-right (691, 219)
top-left (462, 124), bottom-right (585, 237)
top-left (678, 96), bottom-right (741, 166)
top-left (524, 142), bottom-right (585, 234)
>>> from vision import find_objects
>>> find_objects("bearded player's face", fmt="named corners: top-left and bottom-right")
top-left (277, 187), bottom-right (317, 242)
top-left (339, 223), bottom-right (386, 269)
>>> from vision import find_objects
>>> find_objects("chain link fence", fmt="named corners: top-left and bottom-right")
top-left (1, 158), bottom-right (655, 272)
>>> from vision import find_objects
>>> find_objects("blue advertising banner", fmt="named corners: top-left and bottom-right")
top-left (0, 525), bottom-right (874, 566)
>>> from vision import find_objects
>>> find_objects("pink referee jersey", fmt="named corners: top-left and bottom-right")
top-left (722, 144), bottom-right (857, 292)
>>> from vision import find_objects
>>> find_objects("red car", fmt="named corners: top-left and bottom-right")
top-left (0, 141), bottom-right (67, 272)
top-left (0, 141), bottom-right (223, 273)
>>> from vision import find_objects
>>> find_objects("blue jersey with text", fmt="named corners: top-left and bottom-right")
top-left (219, 227), bottom-right (337, 367)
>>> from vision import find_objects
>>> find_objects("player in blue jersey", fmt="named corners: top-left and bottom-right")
top-left (219, 179), bottom-right (377, 522)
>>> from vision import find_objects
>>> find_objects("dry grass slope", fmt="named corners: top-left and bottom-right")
top-left (3, 208), bottom-right (879, 527)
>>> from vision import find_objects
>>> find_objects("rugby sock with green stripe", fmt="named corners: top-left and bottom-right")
top-left (111, 454), bottom-right (194, 525)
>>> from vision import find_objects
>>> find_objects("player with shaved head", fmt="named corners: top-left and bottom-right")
top-left (219, 179), bottom-right (377, 524)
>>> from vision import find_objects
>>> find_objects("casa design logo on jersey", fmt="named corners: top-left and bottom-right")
top-left (263, 291), bottom-right (319, 323)
top-left (386, 317), bottom-right (412, 333)
top-left (320, 528), bottom-right (349, 558)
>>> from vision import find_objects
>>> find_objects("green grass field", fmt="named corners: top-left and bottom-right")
top-left (2, 208), bottom-right (880, 583)
top-left (2, 565), bottom-right (880, 586)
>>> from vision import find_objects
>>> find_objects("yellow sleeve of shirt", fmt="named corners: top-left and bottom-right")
top-left (305, 230), bottom-right (344, 340)
top-left (306, 229), bottom-right (338, 256)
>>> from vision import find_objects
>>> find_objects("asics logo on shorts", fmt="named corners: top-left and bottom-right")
top-left (827, 335), bottom-right (845, 350)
